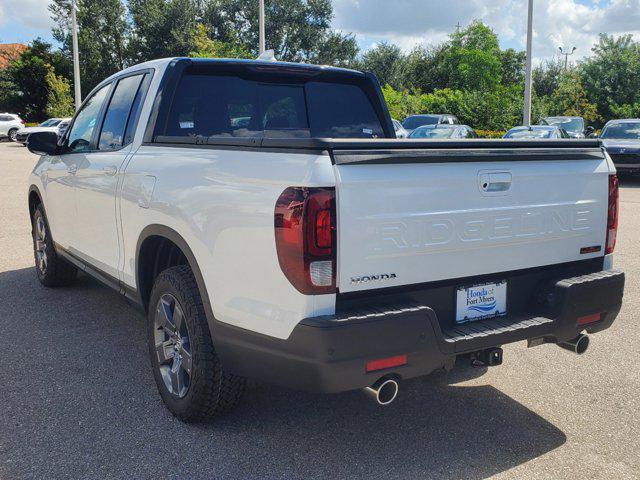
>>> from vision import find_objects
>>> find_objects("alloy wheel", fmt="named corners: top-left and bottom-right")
top-left (34, 215), bottom-right (48, 274)
top-left (154, 294), bottom-right (193, 398)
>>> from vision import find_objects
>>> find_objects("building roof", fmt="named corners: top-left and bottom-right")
top-left (0, 43), bottom-right (27, 69)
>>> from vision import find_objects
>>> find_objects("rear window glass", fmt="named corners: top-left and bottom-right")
top-left (163, 72), bottom-right (384, 139)
top-left (504, 129), bottom-right (553, 139)
top-left (402, 116), bottom-right (439, 129)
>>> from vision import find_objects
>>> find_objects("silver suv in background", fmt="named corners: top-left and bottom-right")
top-left (0, 113), bottom-right (24, 142)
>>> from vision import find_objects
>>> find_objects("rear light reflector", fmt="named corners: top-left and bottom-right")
top-left (605, 174), bottom-right (619, 255)
top-left (366, 354), bottom-right (408, 373)
top-left (274, 187), bottom-right (336, 294)
top-left (577, 312), bottom-right (601, 326)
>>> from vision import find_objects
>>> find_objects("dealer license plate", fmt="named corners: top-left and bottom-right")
top-left (456, 281), bottom-right (507, 323)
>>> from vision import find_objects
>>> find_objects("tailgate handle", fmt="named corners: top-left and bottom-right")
top-left (480, 172), bottom-right (512, 192)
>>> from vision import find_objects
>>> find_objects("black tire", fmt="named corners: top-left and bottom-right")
top-left (147, 265), bottom-right (246, 422)
top-left (32, 204), bottom-right (78, 287)
top-left (8, 128), bottom-right (18, 142)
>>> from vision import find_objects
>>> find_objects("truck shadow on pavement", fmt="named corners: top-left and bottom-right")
top-left (0, 267), bottom-right (566, 480)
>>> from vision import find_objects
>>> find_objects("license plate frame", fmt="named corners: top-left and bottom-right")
top-left (456, 280), bottom-right (507, 324)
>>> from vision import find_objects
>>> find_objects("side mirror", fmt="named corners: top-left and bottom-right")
top-left (28, 131), bottom-right (60, 156)
top-left (585, 126), bottom-right (595, 137)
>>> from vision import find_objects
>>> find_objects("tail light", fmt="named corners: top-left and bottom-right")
top-left (20, 120), bottom-right (25, 124)
top-left (605, 174), bottom-right (619, 255)
top-left (274, 187), bottom-right (336, 294)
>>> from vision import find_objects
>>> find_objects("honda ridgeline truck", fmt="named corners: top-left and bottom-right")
top-left (26, 58), bottom-right (625, 421)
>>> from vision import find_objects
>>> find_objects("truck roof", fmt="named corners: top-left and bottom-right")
top-left (110, 57), bottom-right (364, 81)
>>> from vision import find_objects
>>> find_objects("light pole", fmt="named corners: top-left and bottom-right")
top-left (71, 0), bottom-right (81, 110)
top-left (559, 46), bottom-right (576, 70)
top-left (523, 0), bottom-right (534, 126)
top-left (259, 0), bottom-right (265, 54)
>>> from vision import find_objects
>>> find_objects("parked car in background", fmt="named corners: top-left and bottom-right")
top-left (402, 114), bottom-right (459, 134)
top-left (503, 125), bottom-right (570, 139)
top-left (392, 119), bottom-right (409, 138)
top-left (0, 113), bottom-right (25, 142)
top-left (56, 118), bottom-right (72, 139)
top-left (600, 119), bottom-right (640, 174)
top-left (16, 118), bottom-right (71, 145)
top-left (408, 124), bottom-right (476, 139)
top-left (540, 116), bottom-right (594, 138)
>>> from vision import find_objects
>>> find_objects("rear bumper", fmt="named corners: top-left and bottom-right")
top-left (214, 269), bottom-right (624, 393)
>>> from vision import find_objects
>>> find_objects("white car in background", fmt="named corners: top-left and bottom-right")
top-left (392, 119), bottom-right (409, 138)
top-left (0, 113), bottom-right (25, 142)
top-left (15, 118), bottom-right (71, 145)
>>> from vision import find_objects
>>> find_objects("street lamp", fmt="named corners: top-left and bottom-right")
top-left (259, 0), bottom-right (265, 54)
top-left (71, 0), bottom-right (81, 110)
top-left (559, 46), bottom-right (577, 70)
top-left (523, 0), bottom-right (534, 126)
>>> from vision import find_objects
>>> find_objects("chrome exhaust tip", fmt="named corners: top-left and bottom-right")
top-left (363, 378), bottom-right (399, 405)
top-left (558, 333), bottom-right (590, 355)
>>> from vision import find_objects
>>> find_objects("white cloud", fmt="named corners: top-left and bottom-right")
top-left (0, 0), bottom-right (53, 31)
top-left (332, 0), bottom-right (640, 61)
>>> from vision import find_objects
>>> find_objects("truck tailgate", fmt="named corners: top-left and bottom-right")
top-left (332, 142), bottom-right (611, 293)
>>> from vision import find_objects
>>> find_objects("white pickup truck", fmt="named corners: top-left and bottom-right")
top-left (27, 58), bottom-right (625, 421)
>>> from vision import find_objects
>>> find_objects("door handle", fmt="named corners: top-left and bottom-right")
top-left (103, 165), bottom-right (118, 176)
top-left (67, 164), bottom-right (77, 174)
top-left (479, 172), bottom-right (512, 193)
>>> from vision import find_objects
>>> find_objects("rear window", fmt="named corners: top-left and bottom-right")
top-left (163, 72), bottom-right (384, 139)
top-left (504, 129), bottom-right (553, 139)
top-left (402, 116), bottom-right (439, 130)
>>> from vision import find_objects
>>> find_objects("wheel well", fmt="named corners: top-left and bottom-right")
top-left (28, 190), bottom-right (42, 219)
top-left (138, 235), bottom-right (189, 311)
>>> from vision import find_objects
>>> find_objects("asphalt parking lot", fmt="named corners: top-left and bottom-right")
top-left (0, 141), bottom-right (638, 480)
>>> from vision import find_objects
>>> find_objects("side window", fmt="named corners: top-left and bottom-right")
top-left (0, 115), bottom-right (12, 121)
top-left (66, 84), bottom-right (110, 153)
top-left (98, 74), bottom-right (145, 150)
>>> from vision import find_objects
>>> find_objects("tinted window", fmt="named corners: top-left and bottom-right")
top-left (67, 84), bottom-right (110, 153)
top-left (164, 73), bottom-right (383, 139)
top-left (601, 122), bottom-right (640, 139)
top-left (409, 127), bottom-right (455, 139)
top-left (305, 81), bottom-right (383, 138)
top-left (403, 116), bottom-right (439, 129)
top-left (504, 128), bottom-right (552, 139)
top-left (99, 74), bottom-right (145, 150)
top-left (0, 115), bottom-right (13, 121)
top-left (123, 74), bottom-right (151, 145)
top-left (542, 117), bottom-right (584, 133)
top-left (40, 119), bottom-right (61, 127)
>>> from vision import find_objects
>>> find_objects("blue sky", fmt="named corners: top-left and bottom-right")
top-left (1, 0), bottom-right (639, 62)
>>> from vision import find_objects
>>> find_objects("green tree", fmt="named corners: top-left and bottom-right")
top-left (357, 43), bottom-right (406, 88)
top-left (381, 84), bottom-right (422, 120)
top-left (201, 0), bottom-right (358, 64)
top-left (611, 103), bottom-right (640, 119)
top-left (500, 48), bottom-right (526, 86)
top-left (45, 69), bottom-right (75, 118)
top-left (3, 39), bottom-right (70, 120)
top-left (50, 0), bottom-right (129, 92)
top-left (403, 44), bottom-right (452, 92)
top-left (580, 34), bottom-right (640, 124)
top-left (533, 58), bottom-right (564, 98)
top-left (189, 24), bottom-right (252, 59)
top-left (128, 0), bottom-right (200, 61)
top-left (549, 72), bottom-right (599, 123)
top-left (442, 21), bottom-right (503, 91)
